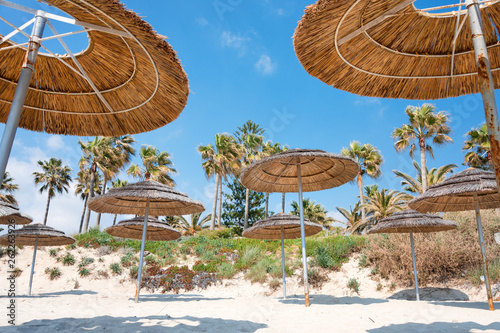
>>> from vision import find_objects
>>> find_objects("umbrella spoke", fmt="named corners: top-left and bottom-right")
top-left (0, 16), bottom-right (34, 45)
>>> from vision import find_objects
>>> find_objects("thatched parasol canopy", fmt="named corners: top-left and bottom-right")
top-left (240, 149), bottom-right (358, 193)
top-left (0, 201), bottom-right (33, 225)
top-left (0, 0), bottom-right (189, 136)
top-left (293, 0), bottom-right (500, 100)
top-left (106, 216), bottom-right (180, 241)
top-left (0, 223), bottom-right (75, 246)
top-left (242, 213), bottom-right (322, 240)
top-left (367, 209), bottom-right (457, 234)
top-left (88, 180), bottom-right (204, 216)
top-left (408, 168), bottom-right (499, 213)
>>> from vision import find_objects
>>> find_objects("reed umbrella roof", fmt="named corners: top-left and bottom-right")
top-left (0, 223), bottom-right (75, 246)
top-left (293, 0), bottom-right (500, 100)
top-left (106, 216), bottom-right (181, 241)
top-left (242, 213), bottom-right (322, 240)
top-left (240, 149), bottom-right (358, 193)
top-left (88, 180), bottom-right (205, 216)
top-left (0, 201), bottom-right (33, 225)
top-left (367, 209), bottom-right (457, 234)
top-left (0, 0), bottom-right (189, 136)
top-left (408, 168), bottom-right (499, 213)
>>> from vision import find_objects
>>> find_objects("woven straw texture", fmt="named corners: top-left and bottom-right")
top-left (367, 209), bottom-right (457, 234)
top-left (0, 201), bottom-right (33, 225)
top-left (0, 0), bottom-right (188, 136)
top-left (106, 216), bottom-right (180, 241)
top-left (240, 149), bottom-right (358, 193)
top-left (88, 180), bottom-right (205, 215)
top-left (408, 168), bottom-right (499, 213)
top-left (294, 0), bottom-right (500, 100)
top-left (242, 213), bottom-right (322, 239)
top-left (0, 223), bottom-right (75, 246)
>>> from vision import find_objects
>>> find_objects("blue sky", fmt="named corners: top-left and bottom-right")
top-left (0, 0), bottom-right (492, 234)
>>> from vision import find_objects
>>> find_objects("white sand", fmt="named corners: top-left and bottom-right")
top-left (1, 247), bottom-right (499, 332)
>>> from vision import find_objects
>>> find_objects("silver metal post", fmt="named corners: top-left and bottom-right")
top-left (409, 231), bottom-right (420, 301)
top-left (0, 13), bottom-right (46, 182)
top-left (297, 164), bottom-right (309, 307)
top-left (466, 0), bottom-right (500, 203)
top-left (472, 193), bottom-right (494, 311)
top-left (281, 226), bottom-right (286, 299)
top-left (28, 235), bottom-right (39, 296)
top-left (135, 199), bottom-right (150, 303)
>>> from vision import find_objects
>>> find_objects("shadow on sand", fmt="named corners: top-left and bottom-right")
top-left (367, 321), bottom-right (500, 332)
top-left (5, 315), bottom-right (267, 332)
top-left (0, 290), bottom-right (98, 298)
top-left (279, 294), bottom-right (388, 306)
top-left (389, 287), bottom-right (469, 301)
top-left (132, 294), bottom-right (232, 303)
top-left (431, 300), bottom-right (499, 311)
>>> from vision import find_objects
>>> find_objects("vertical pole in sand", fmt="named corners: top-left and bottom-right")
top-left (297, 164), bottom-right (309, 307)
top-left (28, 235), bottom-right (39, 296)
top-left (135, 198), bottom-right (150, 303)
top-left (409, 230), bottom-right (420, 301)
top-left (0, 13), bottom-right (46, 183)
top-left (281, 226), bottom-right (286, 299)
top-left (472, 193), bottom-right (494, 311)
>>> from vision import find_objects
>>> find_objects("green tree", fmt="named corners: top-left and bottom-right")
top-left (75, 168), bottom-right (102, 233)
top-left (128, 145), bottom-right (175, 185)
top-left (392, 104), bottom-right (452, 193)
top-left (463, 123), bottom-right (491, 170)
top-left (290, 198), bottom-right (333, 229)
top-left (33, 158), bottom-right (72, 225)
top-left (261, 141), bottom-right (289, 216)
top-left (393, 161), bottom-right (457, 195)
top-left (110, 179), bottom-right (128, 225)
top-left (0, 172), bottom-right (19, 205)
top-left (362, 188), bottom-right (408, 225)
top-left (170, 213), bottom-right (211, 236)
top-left (334, 202), bottom-right (364, 235)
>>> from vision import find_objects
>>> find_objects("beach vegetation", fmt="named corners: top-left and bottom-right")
top-left (110, 263), bottom-right (123, 275)
top-left (62, 253), bottom-right (76, 266)
top-left (347, 278), bottom-right (361, 294)
top-left (45, 267), bottom-right (61, 280)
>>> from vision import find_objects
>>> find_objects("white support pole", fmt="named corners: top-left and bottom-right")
top-left (281, 226), bottom-right (286, 299)
top-left (297, 164), bottom-right (309, 307)
top-left (409, 231), bottom-right (420, 301)
top-left (28, 235), bottom-right (39, 296)
top-left (135, 199), bottom-right (150, 303)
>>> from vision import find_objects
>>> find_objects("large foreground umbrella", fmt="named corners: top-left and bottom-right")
top-left (88, 180), bottom-right (204, 302)
top-left (0, 201), bottom-right (32, 225)
top-left (0, 0), bottom-right (189, 182)
top-left (294, 0), bottom-right (500, 196)
top-left (241, 149), bottom-right (358, 306)
top-left (242, 213), bottom-right (322, 298)
top-left (0, 223), bottom-right (75, 295)
top-left (106, 216), bottom-right (181, 241)
top-left (367, 209), bottom-right (457, 301)
top-left (409, 168), bottom-right (497, 310)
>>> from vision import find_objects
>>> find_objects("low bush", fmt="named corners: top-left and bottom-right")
top-left (45, 267), bottom-right (61, 280)
top-left (110, 263), bottom-right (123, 275)
top-left (62, 253), bottom-right (75, 266)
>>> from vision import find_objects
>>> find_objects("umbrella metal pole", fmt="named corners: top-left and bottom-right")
top-left (409, 231), bottom-right (420, 301)
top-left (0, 13), bottom-right (46, 182)
top-left (28, 235), bottom-right (39, 296)
top-left (135, 199), bottom-right (150, 303)
top-left (472, 193), bottom-right (495, 311)
top-left (466, 0), bottom-right (500, 198)
top-left (297, 164), bottom-right (309, 307)
top-left (281, 226), bottom-right (286, 299)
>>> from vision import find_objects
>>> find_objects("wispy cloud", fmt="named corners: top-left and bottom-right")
top-left (196, 17), bottom-right (208, 26)
top-left (354, 97), bottom-right (382, 106)
top-left (220, 31), bottom-right (249, 56)
top-left (254, 54), bottom-right (277, 75)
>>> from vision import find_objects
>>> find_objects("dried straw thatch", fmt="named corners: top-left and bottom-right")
top-left (240, 149), bottom-right (358, 193)
top-left (242, 213), bottom-right (322, 240)
top-left (88, 180), bottom-right (205, 216)
top-left (106, 216), bottom-right (180, 241)
top-left (0, 223), bottom-right (75, 246)
top-left (408, 168), bottom-right (499, 213)
top-left (0, 201), bottom-right (33, 225)
top-left (293, 0), bottom-right (500, 100)
top-left (367, 209), bottom-right (457, 234)
top-left (0, 0), bottom-right (189, 136)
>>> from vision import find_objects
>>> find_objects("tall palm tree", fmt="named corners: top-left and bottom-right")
top-left (334, 202), bottom-right (364, 235)
top-left (128, 145), bottom-right (176, 185)
top-left (392, 104), bottom-right (452, 193)
top-left (341, 141), bottom-right (383, 226)
top-left (290, 198), bottom-right (333, 229)
top-left (0, 172), bottom-right (19, 205)
top-left (110, 179), bottom-right (129, 225)
top-left (393, 161), bottom-right (457, 195)
top-left (75, 168), bottom-right (102, 233)
top-left (362, 188), bottom-right (408, 225)
top-left (33, 158), bottom-right (72, 225)
top-left (463, 123), bottom-right (491, 170)
top-left (170, 213), bottom-right (212, 236)
top-left (198, 134), bottom-right (243, 230)
top-left (262, 142), bottom-right (289, 216)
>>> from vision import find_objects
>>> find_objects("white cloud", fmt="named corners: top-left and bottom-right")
top-left (327, 211), bottom-right (347, 228)
top-left (254, 54), bottom-right (277, 75)
top-left (220, 31), bottom-right (249, 56)
top-left (354, 97), bottom-right (382, 106)
top-left (276, 8), bottom-right (285, 16)
top-left (196, 17), bottom-right (208, 26)
top-left (46, 136), bottom-right (65, 150)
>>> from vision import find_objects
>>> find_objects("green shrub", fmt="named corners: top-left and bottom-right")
top-left (62, 253), bottom-right (75, 266)
top-left (66, 243), bottom-right (76, 250)
top-left (305, 268), bottom-right (327, 288)
top-left (347, 278), bottom-right (360, 294)
top-left (269, 278), bottom-right (281, 291)
top-left (236, 246), bottom-right (264, 270)
top-left (49, 248), bottom-right (60, 257)
top-left (244, 257), bottom-right (280, 284)
top-left (45, 267), bottom-right (61, 280)
top-left (110, 263), bottom-right (123, 275)
top-left (79, 257), bottom-right (94, 269)
top-left (217, 262), bottom-right (236, 279)
top-left (129, 266), bottom-right (139, 279)
top-left (79, 268), bottom-right (91, 277)
top-left (121, 252), bottom-right (138, 267)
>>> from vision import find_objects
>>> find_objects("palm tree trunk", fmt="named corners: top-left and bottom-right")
top-left (83, 166), bottom-right (97, 233)
top-left (265, 193), bottom-right (269, 217)
top-left (95, 176), bottom-right (108, 228)
top-left (210, 174), bottom-right (219, 230)
top-left (79, 195), bottom-right (88, 233)
top-left (357, 174), bottom-right (365, 225)
top-left (420, 140), bottom-right (428, 193)
top-left (113, 214), bottom-right (118, 225)
top-left (217, 178), bottom-right (222, 227)
top-left (244, 188), bottom-right (250, 229)
top-left (282, 193), bottom-right (285, 213)
top-left (42, 190), bottom-right (51, 226)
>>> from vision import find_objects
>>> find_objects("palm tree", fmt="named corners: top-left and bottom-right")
top-left (362, 188), bottom-right (408, 225)
top-left (127, 145), bottom-right (176, 185)
top-left (262, 142), bottom-right (289, 216)
top-left (75, 168), bottom-right (102, 233)
top-left (0, 172), bottom-right (19, 205)
top-left (170, 213), bottom-right (211, 236)
top-left (341, 141), bottom-right (383, 226)
top-left (463, 123), bottom-right (491, 170)
top-left (392, 104), bottom-right (452, 193)
top-left (198, 134), bottom-right (243, 230)
top-left (33, 158), bottom-right (72, 225)
top-left (334, 202), bottom-right (364, 234)
top-left (393, 161), bottom-right (457, 195)
top-left (290, 198), bottom-right (333, 229)
top-left (110, 179), bottom-right (128, 225)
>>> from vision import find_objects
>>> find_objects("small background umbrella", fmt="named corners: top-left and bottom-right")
top-left (106, 216), bottom-right (181, 241)
top-left (367, 209), bottom-right (457, 301)
top-left (0, 201), bottom-right (33, 225)
top-left (242, 213), bottom-right (322, 299)
top-left (409, 168), bottom-right (498, 310)
top-left (0, 223), bottom-right (74, 295)
top-left (88, 180), bottom-right (204, 302)
top-left (241, 148), bottom-right (358, 306)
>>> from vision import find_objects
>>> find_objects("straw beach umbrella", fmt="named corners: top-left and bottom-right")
top-left (242, 213), bottom-right (322, 299)
top-left (240, 148), bottom-right (358, 306)
top-left (88, 180), bottom-right (204, 302)
top-left (0, 223), bottom-right (75, 295)
top-left (0, 201), bottom-right (33, 225)
top-left (293, 0), bottom-right (500, 194)
top-left (409, 168), bottom-right (498, 310)
top-left (367, 209), bottom-right (457, 301)
top-left (106, 216), bottom-right (181, 241)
